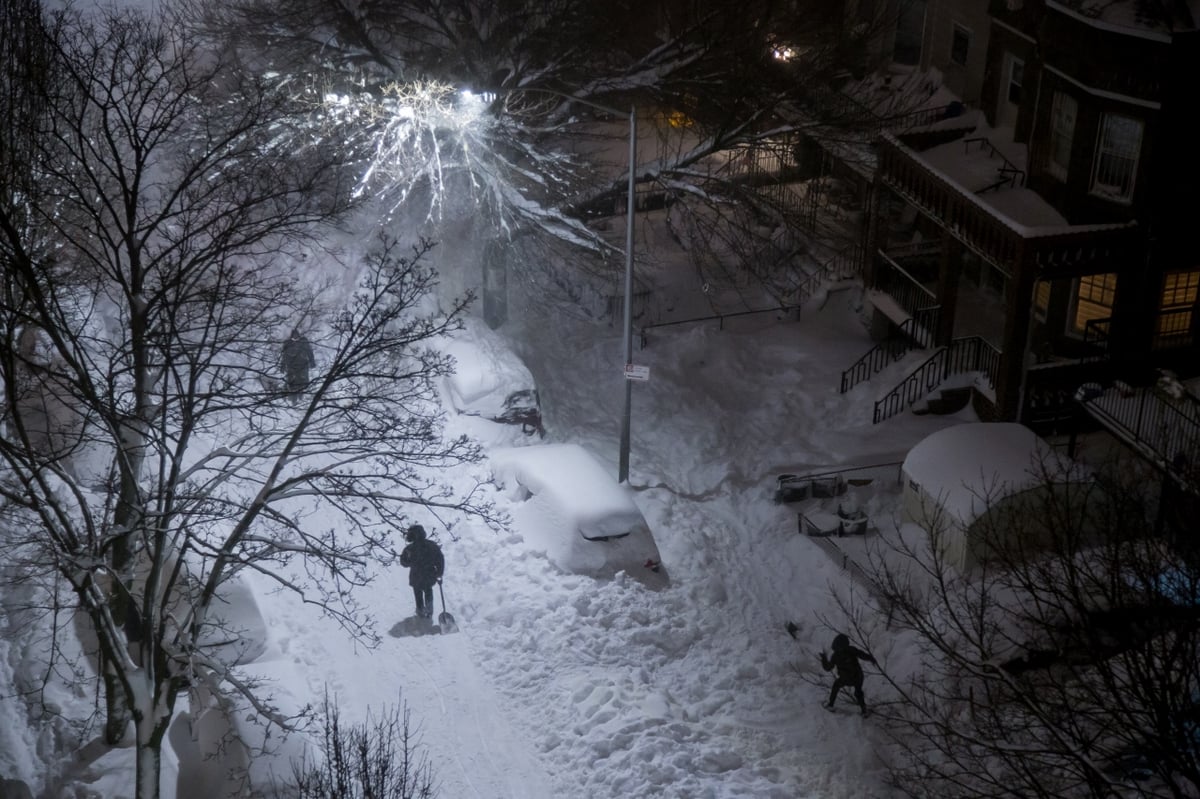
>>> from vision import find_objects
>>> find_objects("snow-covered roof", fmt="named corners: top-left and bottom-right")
top-left (1048, 0), bottom-right (1197, 40)
top-left (902, 423), bottom-right (1082, 525)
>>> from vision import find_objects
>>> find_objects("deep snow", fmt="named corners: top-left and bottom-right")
top-left (235, 276), bottom-right (975, 799)
top-left (0, 246), bottom-right (985, 797)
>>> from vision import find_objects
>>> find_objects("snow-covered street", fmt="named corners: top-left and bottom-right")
top-left (249, 284), bottom-right (969, 798)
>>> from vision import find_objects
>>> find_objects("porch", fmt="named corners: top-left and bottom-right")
top-left (860, 127), bottom-right (1141, 421)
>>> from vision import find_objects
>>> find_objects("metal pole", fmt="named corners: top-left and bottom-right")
top-left (618, 105), bottom-right (637, 483)
top-left (494, 87), bottom-right (637, 482)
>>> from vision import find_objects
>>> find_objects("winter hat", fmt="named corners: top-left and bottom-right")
top-left (406, 524), bottom-right (426, 542)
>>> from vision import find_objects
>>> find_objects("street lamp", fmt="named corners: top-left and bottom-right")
top-left (497, 90), bottom-right (638, 483)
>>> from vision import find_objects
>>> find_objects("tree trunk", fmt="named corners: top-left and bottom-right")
top-left (102, 662), bottom-right (134, 744)
top-left (134, 722), bottom-right (166, 799)
top-left (104, 419), bottom-right (148, 743)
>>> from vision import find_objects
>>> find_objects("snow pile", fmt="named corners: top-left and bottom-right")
top-left (236, 284), bottom-right (969, 799)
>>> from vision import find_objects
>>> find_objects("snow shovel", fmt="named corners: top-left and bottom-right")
top-left (437, 580), bottom-right (458, 634)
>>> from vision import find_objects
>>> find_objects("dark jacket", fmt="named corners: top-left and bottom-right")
top-left (821, 634), bottom-right (874, 684)
top-left (281, 333), bottom-right (315, 376)
top-left (400, 531), bottom-right (444, 589)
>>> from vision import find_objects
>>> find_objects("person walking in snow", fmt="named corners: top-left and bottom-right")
top-left (820, 633), bottom-right (875, 714)
top-left (280, 328), bottom-right (316, 401)
top-left (399, 524), bottom-right (444, 620)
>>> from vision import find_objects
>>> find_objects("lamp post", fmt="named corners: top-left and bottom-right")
top-left (502, 90), bottom-right (637, 482)
top-left (617, 106), bottom-right (637, 484)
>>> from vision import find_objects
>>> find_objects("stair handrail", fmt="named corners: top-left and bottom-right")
top-left (840, 310), bottom-right (936, 394)
top-left (963, 136), bottom-right (1026, 191)
top-left (793, 242), bottom-right (863, 303)
top-left (872, 335), bottom-right (1001, 423)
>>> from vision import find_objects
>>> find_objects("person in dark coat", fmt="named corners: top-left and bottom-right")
top-left (820, 633), bottom-right (876, 714)
top-left (399, 524), bottom-right (444, 620)
top-left (280, 329), bottom-right (316, 401)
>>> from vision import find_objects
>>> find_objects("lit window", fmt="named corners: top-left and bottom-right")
top-left (1158, 271), bottom-right (1200, 337)
top-left (950, 25), bottom-right (970, 66)
top-left (1071, 273), bottom-right (1117, 334)
top-left (1161, 271), bottom-right (1199, 307)
top-left (1047, 92), bottom-right (1076, 180)
top-left (1034, 280), bottom-right (1051, 319)
top-left (1091, 113), bottom-right (1142, 202)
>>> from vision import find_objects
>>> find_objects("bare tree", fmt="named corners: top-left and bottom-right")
top-left (0, 7), bottom-right (494, 797)
top-left (840, 460), bottom-right (1200, 798)
top-left (293, 692), bottom-right (437, 799)
top-left (188, 0), bottom-right (902, 307)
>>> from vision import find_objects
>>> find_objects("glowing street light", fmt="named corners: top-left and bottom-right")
top-left (344, 83), bottom-right (640, 482)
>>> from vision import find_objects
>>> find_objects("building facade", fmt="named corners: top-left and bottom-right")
top-left (856, 0), bottom-right (1199, 429)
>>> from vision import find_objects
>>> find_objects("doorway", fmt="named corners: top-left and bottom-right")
top-left (996, 53), bottom-right (1024, 132)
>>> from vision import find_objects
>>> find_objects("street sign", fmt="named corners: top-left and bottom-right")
top-left (623, 364), bottom-right (650, 381)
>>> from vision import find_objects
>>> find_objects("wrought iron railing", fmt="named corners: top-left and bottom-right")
top-left (1083, 317), bottom-right (1112, 351)
top-left (873, 336), bottom-right (1002, 424)
top-left (1082, 384), bottom-right (1200, 483)
top-left (840, 307), bottom-right (941, 393)
top-left (791, 243), bottom-right (863, 304)
top-left (638, 244), bottom-right (863, 348)
top-left (874, 250), bottom-right (938, 319)
top-left (1082, 309), bottom-right (1195, 356)
top-left (1153, 307), bottom-right (1196, 350)
top-left (962, 136), bottom-right (1026, 192)
top-left (638, 304), bottom-right (798, 348)
top-left (883, 103), bottom-right (959, 131)
top-left (878, 133), bottom-right (1141, 274)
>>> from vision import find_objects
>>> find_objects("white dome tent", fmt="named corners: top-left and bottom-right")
top-left (901, 423), bottom-right (1092, 571)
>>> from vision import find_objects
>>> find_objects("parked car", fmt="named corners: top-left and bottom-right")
top-left (489, 443), bottom-right (668, 588)
top-left (437, 317), bottom-right (543, 436)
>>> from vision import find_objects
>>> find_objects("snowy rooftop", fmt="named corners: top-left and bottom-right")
top-left (916, 134), bottom-right (1069, 229)
top-left (1048, 0), bottom-right (1199, 38)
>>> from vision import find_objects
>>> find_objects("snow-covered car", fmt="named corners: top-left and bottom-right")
top-left (489, 443), bottom-right (668, 588)
top-left (437, 317), bottom-right (543, 436)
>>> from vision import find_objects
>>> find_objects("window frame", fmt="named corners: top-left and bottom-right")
top-left (1047, 91), bottom-right (1076, 181)
top-left (1158, 271), bottom-right (1200, 338)
top-left (1034, 279), bottom-right (1051, 321)
top-left (1069, 273), bottom-right (1118, 337)
top-left (950, 24), bottom-right (971, 67)
top-left (1090, 112), bottom-right (1143, 203)
top-left (1007, 57), bottom-right (1024, 105)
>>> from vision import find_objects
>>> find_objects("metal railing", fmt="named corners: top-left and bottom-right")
top-left (879, 133), bottom-right (1140, 275)
top-left (840, 307), bottom-right (940, 393)
top-left (775, 461), bottom-right (905, 503)
top-left (638, 244), bottom-right (863, 348)
top-left (1083, 385), bottom-right (1200, 483)
top-left (1153, 307), bottom-right (1197, 350)
top-left (883, 103), bottom-right (959, 131)
top-left (1083, 309), bottom-right (1196, 356)
top-left (638, 304), bottom-right (800, 348)
top-left (790, 243), bottom-right (863, 304)
top-left (874, 250), bottom-right (938, 318)
top-left (873, 335), bottom-right (1002, 424)
top-left (963, 136), bottom-right (1026, 192)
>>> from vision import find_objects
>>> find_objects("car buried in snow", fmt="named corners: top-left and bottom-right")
top-left (436, 316), bottom-right (544, 436)
top-left (489, 443), bottom-right (668, 589)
